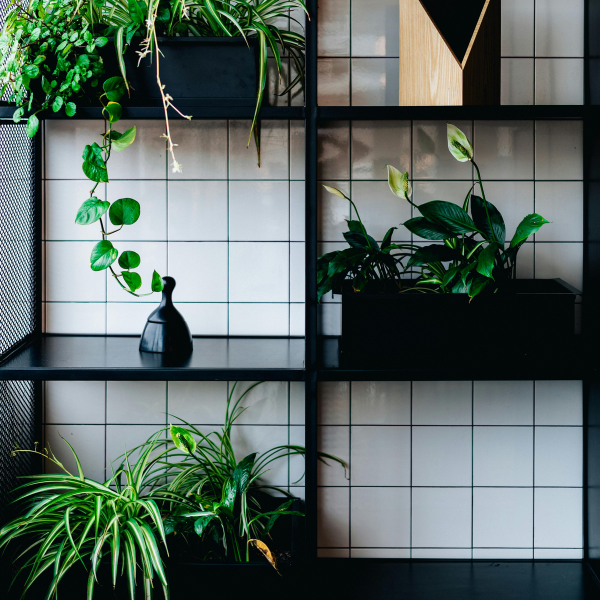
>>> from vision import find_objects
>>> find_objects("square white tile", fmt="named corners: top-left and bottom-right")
top-left (318, 0), bottom-right (350, 56)
top-left (412, 381), bottom-right (472, 425)
top-left (501, 59), bottom-right (534, 105)
top-left (501, 0), bottom-right (534, 56)
top-left (107, 302), bottom-right (158, 335)
top-left (473, 381), bottom-right (533, 425)
top-left (318, 122), bottom-right (351, 180)
top-left (290, 382), bottom-right (305, 425)
top-left (473, 488), bottom-right (533, 548)
top-left (535, 0), bottom-right (584, 57)
top-left (318, 426), bottom-right (349, 486)
top-left (318, 381), bottom-right (350, 424)
top-left (45, 425), bottom-right (105, 482)
top-left (229, 120), bottom-right (289, 180)
top-left (229, 181), bottom-right (289, 241)
top-left (535, 243), bottom-right (583, 291)
top-left (167, 181), bottom-right (228, 241)
top-left (351, 58), bottom-right (400, 106)
top-left (412, 181), bottom-right (472, 211)
top-left (46, 241), bottom-right (106, 302)
top-left (46, 180), bottom-right (106, 241)
top-left (45, 302), bottom-right (106, 334)
top-left (105, 425), bottom-right (165, 473)
top-left (168, 242), bottom-right (227, 302)
top-left (351, 0), bottom-right (399, 57)
top-left (351, 381), bottom-right (411, 425)
top-left (534, 488), bottom-right (582, 549)
top-left (534, 182), bottom-right (583, 242)
top-left (177, 303), bottom-right (229, 336)
top-left (229, 242), bottom-right (289, 302)
top-left (230, 381), bottom-right (289, 425)
top-left (351, 487), bottom-right (410, 547)
top-left (108, 120), bottom-right (166, 180)
top-left (229, 303), bottom-right (289, 335)
top-left (351, 121), bottom-right (411, 180)
top-left (535, 121), bottom-right (583, 180)
top-left (473, 121), bottom-right (534, 180)
top-left (290, 181), bottom-right (306, 241)
top-left (167, 381), bottom-right (228, 424)
top-left (413, 121), bottom-right (473, 180)
top-left (535, 59), bottom-right (584, 105)
top-left (473, 426), bottom-right (533, 486)
top-left (318, 487), bottom-right (349, 547)
top-left (351, 181), bottom-right (412, 242)
top-left (45, 381), bottom-right (105, 424)
top-left (106, 241), bottom-right (168, 302)
top-left (290, 303), bottom-right (305, 335)
top-left (535, 427), bottom-right (583, 487)
top-left (318, 59), bottom-right (350, 105)
top-left (45, 120), bottom-right (105, 179)
top-left (106, 381), bottom-right (167, 425)
top-left (319, 181), bottom-right (351, 242)
top-left (107, 180), bottom-right (167, 241)
top-left (167, 120), bottom-right (227, 180)
top-left (412, 426), bottom-right (472, 486)
top-left (351, 426), bottom-right (410, 486)
top-left (412, 488), bottom-right (472, 548)
top-left (290, 243), bottom-right (305, 303)
top-left (535, 381), bottom-right (583, 426)
top-left (290, 121), bottom-right (306, 180)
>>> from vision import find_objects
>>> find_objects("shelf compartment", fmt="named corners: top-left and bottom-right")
top-left (318, 337), bottom-right (592, 381)
top-left (317, 105), bottom-right (586, 121)
top-left (0, 335), bottom-right (305, 381)
top-left (0, 105), bottom-right (305, 121)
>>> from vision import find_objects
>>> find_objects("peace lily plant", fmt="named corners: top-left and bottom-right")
top-left (317, 124), bottom-right (550, 301)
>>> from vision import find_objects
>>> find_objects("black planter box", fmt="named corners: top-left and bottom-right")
top-left (336, 278), bottom-right (580, 367)
top-left (101, 37), bottom-right (259, 106)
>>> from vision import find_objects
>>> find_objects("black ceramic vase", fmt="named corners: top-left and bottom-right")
top-left (139, 277), bottom-right (193, 355)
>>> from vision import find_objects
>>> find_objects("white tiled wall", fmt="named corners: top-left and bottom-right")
top-left (317, 0), bottom-right (585, 106)
top-left (40, 0), bottom-right (585, 563)
top-left (317, 380), bottom-right (583, 559)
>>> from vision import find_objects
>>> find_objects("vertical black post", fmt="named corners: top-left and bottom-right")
top-left (304, 0), bottom-right (319, 564)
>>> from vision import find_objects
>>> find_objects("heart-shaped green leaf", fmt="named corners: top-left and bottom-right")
top-left (82, 142), bottom-right (108, 182)
top-left (111, 126), bottom-right (136, 151)
top-left (122, 270), bottom-right (142, 292)
top-left (75, 197), bottom-right (110, 225)
top-left (90, 240), bottom-right (118, 271)
top-left (170, 425), bottom-right (196, 455)
top-left (418, 201), bottom-right (479, 235)
top-left (109, 198), bottom-right (140, 226)
top-left (103, 101), bottom-right (121, 123)
top-left (22, 64), bottom-right (39, 79)
top-left (102, 76), bottom-right (127, 101)
top-left (118, 250), bottom-right (141, 270)
top-left (151, 271), bottom-right (164, 292)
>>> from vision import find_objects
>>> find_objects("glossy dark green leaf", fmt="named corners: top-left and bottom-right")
top-left (476, 243), bottom-right (499, 279)
top-left (151, 271), bottom-right (164, 292)
top-left (441, 265), bottom-right (461, 289)
top-left (75, 197), bottom-right (110, 225)
top-left (418, 201), bottom-right (478, 235)
top-left (233, 453), bottom-right (257, 493)
top-left (381, 227), bottom-right (396, 249)
top-left (102, 76), bottom-right (127, 101)
top-left (103, 101), bottom-right (121, 123)
top-left (90, 240), bottom-right (118, 271)
top-left (95, 36), bottom-right (108, 47)
top-left (343, 230), bottom-right (379, 250)
top-left (118, 251), bottom-right (140, 270)
top-left (468, 274), bottom-right (491, 299)
top-left (128, 0), bottom-right (145, 23)
top-left (194, 515), bottom-right (214, 537)
top-left (221, 479), bottom-right (237, 509)
top-left (407, 244), bottom-right (458, 268)
top-left (403, 217), bottom-right (454, 240)
top-left (22, 64), bottom-right (39, 79)
top-left (82, 142), bottom-right (108, 182)
top-left (122, 270), bottom-right (142, 292)
top-left (510, 213), bottom-right (550, 248)
top-left (471, 195), bottom-right (505, 244)
top-left (109, 198), bottom-right (140, 226)
top-left (65, 102), bottom-right (76, 117)
top-left (41, 76), bottom-right (52, 94)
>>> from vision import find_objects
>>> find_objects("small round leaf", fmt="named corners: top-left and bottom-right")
top-left (65, 102), bottom-right (76, 117)
top-left (90, 240), bottom-right (118, 271)
top-left (122, 270), bottom-right (142, 292)
top-left (109, 198), bottom-right (140, 226)
top-left (118, 250), bottom-right (141, 269)
top-left (103, 101), bottom-right (121, 123)
top-left (75, 197), bottom-right (110, 225)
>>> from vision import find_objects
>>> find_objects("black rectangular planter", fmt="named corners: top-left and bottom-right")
top-left (101, 37), bottom-right (259, 106)
top-left (336, 278), bottom-right (580, 367)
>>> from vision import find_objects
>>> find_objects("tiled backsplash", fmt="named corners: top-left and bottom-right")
top-left (40, 0), bottom-right (585, 562)
top-left (317, 0), bottom-right (585, 106)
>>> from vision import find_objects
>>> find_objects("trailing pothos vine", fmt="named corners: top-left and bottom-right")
top-left (75, 75), bottom-right (165, 296)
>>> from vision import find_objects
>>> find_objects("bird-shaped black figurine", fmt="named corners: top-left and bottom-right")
top-left (139, 276), bottom-right (193, 355)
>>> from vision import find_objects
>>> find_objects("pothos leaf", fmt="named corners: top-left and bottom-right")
top-left (151, 271), bottom-right (164, 292)
top-left (90, 240), bottom-right (118, 271)
top-left (109, 198), bottom-right (140, 226)
top-left (122, 270), bottom-right (141, 292)
top-left (75, 197), bottom-right (110, 225)
top-left (118, 250), bottom-right (140, 269)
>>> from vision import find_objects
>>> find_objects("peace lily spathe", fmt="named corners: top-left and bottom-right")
top-left (447, 123), bottom-right (474, 162)
top-left (386, 164), bottom-right (412, 200)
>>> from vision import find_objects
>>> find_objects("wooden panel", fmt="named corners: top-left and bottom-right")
top-left (399, 0), bottom-right (462, 106)
top-left (462, 0), bottom-right (500, 104)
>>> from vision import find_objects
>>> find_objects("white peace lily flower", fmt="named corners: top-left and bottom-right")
top-left (447, 123), bottom-right (474, 162)
top-left (386, 164), bottom-right (412, 199)
top-left (322, 185), bottom-right (350, 201)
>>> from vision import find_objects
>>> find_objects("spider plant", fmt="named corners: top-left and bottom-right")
top-left (0, 435), bottom-right (173, 600)
top-left (147, 382), bottom-right (346, 569)
top-left (83, 0), bottom-right (308, 167)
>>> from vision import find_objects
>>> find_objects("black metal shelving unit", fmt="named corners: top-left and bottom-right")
top-left (1, 0), bottom-right (600, 597)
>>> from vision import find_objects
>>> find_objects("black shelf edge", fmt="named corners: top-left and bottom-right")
top-left (317, 105), bottom-right (589, 120)
top-left (0, 335), bottom-right (306, 381)
top-left (0, 105), bottom-right (305, 121)
top-left (318, 337), bottom-right (595, 381)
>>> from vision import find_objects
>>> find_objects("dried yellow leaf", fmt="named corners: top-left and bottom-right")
top-left (249, 539), bottom-right (278, 572)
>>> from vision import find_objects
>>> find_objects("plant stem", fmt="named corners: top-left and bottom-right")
top-left (472, 160), bottom-right (498, 244)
